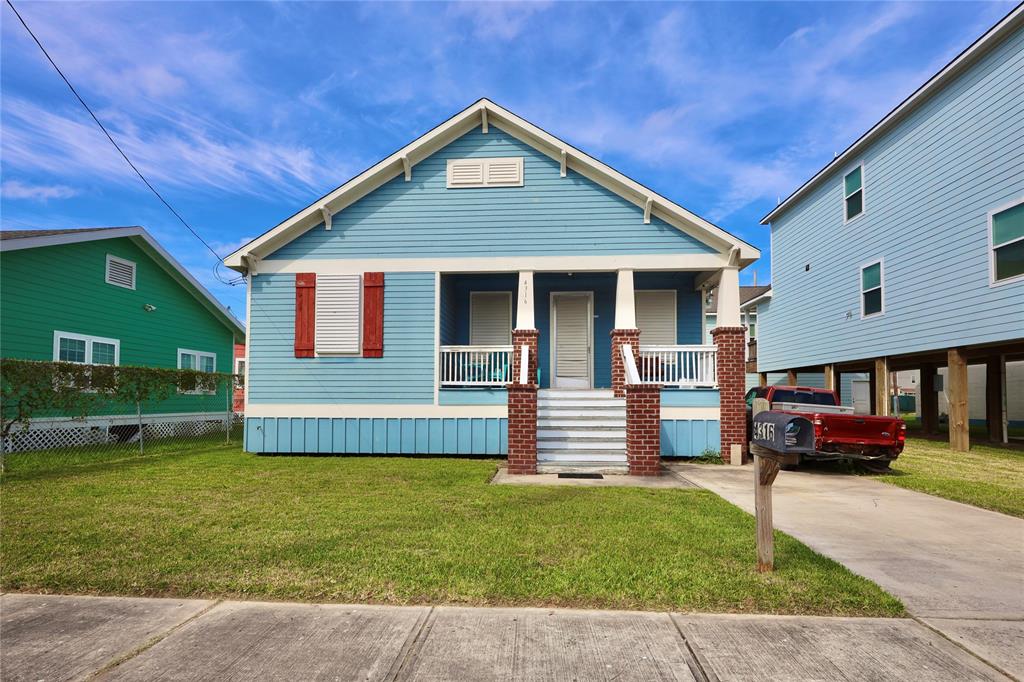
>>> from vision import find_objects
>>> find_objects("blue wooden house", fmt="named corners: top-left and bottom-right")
top-left (225, 100), bottom-right (759, 473)
top-left (756, 7), bottom-right (1024, 451)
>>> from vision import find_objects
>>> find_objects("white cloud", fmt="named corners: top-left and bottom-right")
top-left (447, 2), bottom-right (553, 41)
top-left (1, 180), bottom-right (79, 201)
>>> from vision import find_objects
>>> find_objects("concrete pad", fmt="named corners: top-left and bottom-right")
top-left (101, 600), bottom-right (428, 681)
top-left (0, 593), bottom-right (213, 682)
top-left (492, 466), bottom-right (697, 489)
top-left (398, 606), bottom-right (699, 681)
top-left (919, 618), bottom-right (1024, 680)
top-left (674, 614), bottom-right (1007, 682)
top-left (670, 463), bottom-right (1024, 620)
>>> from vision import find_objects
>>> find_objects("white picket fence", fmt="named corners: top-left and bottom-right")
top-left (636, 345), bottom-right (717, 388)
top-left (439, 346), bottom-right (514, 387)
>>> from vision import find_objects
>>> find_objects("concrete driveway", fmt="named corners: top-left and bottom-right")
top-left (670, 463), bottom-right (1024, 679)
top-left (0, 594), bottom-right (1008, 681)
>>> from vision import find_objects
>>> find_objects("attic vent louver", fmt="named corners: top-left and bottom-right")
top-left (105, 255), bottom-right (136, 290)
top-left (446, 157), bottom-right (523, 188)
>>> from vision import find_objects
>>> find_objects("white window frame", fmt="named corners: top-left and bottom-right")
top-left (634, 289), bottom-right (678, 345)
top-left (988, 196), bottom-right (1024, 287)
top-left (178, 348), bottom-right (217, 394)
top-left (446, 157), bottom-right (524, 189)
top-left (859, 258), bottom-right (885, 319)
top-left (468, 291), bottom-right (513, 345)
top-left (234, 357), bottom-right (246, 387)
top-left (52, 331), bottom-right (121, 365)
top-left (105, 254), bottom-right (137, 290)
top-left (843, 161), bottom-right (866, 224)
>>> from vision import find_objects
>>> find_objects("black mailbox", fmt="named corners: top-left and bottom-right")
top-left (751, 412), bottom-right (815, 454)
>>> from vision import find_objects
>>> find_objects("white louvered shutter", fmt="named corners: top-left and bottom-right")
top-left (470, 293), bottom-right (511, 345)
top-left (315, 274), bottom-right (361, 354)
top-left (635, 291), bottom-right (677, 345)
top-left (484, 158), bottom-right (523, 186)
top-left (105, 256), bottom-right (136, 289)
top-left (447, 159), bottom-right (485, 188)
top-left (555, 296), bottom-right (589, 378)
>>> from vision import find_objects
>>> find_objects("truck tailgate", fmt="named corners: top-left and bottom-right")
top-left (821, 414), bottom-right (902, 446)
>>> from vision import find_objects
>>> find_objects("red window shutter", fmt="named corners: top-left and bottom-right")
top-left (362, 272), bottom-right (384, 358)
top-left (294, 273), bottom-right (316, 358)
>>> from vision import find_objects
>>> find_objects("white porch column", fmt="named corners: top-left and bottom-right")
top-left (614, 269), bottom-right (637, 329)
top-left (716, 266), bottom-right (741, 328)
top-left (515, 270), bottom-right (535, 330)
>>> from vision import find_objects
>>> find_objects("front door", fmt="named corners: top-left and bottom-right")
top-left (551, 292), bottom-right (593, 388)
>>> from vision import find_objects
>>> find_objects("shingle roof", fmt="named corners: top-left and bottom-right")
top-left (0, 227), bottom-right (136, 240)
top-left (705, 285), bottom-right (771, 313)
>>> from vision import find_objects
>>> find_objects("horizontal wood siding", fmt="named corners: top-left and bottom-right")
top-left (264, 128), bottom-right (718, 259)
top-left (244, 416), bottom-right (507, 455)
top-left (0, 237), bottom-right (235, 416)
top-left (248, 272), bottom-right (435, 404)
top-left (660, 420), bottom-right (721, 456)
top-left (759, 27), bottom-right (1024, 371)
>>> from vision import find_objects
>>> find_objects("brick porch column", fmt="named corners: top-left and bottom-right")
top-left (712, 326), bottom-right (746, 463)
top-left (610, 329), bottom-right (640, 398)
top-left (508, 328), bottom-right (539, 474)
top-left (625, 382), bottom-right (661, 475)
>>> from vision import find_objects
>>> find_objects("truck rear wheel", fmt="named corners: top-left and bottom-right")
top-left (858, 459), bottom-right (892, 474)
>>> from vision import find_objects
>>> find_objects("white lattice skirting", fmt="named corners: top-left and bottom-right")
top-left (3, 412), bottom-right (238, 453)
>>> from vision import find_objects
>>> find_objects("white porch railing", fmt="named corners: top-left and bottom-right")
top-left (439, 345), bottom-right (514, 387)
top-left (637, 345), bottom-right (717, 388)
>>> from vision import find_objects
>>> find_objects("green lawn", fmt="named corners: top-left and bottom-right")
top-left (874, 438), bottom-right (1024, 518)
top-left (0, 445), bottom-right (901, 616)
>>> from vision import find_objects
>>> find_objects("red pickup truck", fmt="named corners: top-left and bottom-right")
top-left (745, 385), bottom-right (906, 472)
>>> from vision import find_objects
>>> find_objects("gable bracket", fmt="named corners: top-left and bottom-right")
top-left (402, 155), bottom-right (412, 182)
top-left (319, 205), bottom-right (333, 231)
top-left (643, 197), bottom-right (653, 224)
top-left (560, 149), bottom-right (567, 178)
top-left (481, 109), bottom-right (488, 134)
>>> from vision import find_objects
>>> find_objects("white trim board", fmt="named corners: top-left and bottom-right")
top-left (661, 407), bottom-right (721, 420)
top-left (253, 253), bottom-right (730, 276)
top-left (243, 404), bottom-right (507, 418)
top-left (224, 99), bottom-right (759, 272)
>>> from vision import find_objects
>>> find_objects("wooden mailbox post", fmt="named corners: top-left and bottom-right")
top-left (749, 399), bottom-right (815, 572)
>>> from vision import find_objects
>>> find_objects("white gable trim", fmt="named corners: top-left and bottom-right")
top-left (2, 226), bottom-right (245, 339)
top-left (224, 99), bottom-right (759, 272)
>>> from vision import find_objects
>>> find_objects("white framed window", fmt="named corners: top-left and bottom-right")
top-left (469, 292), bottom-right (512, 345)
top-left (843, 163), bottom-right (865, 223)
top-left (53, 331), bottom-right (120, 365)
top-left (315, 274), bottom-right (361, 355)
top-left (860, 259), bottom-right (884, 318)
top-left (178, 348), bottom-right (216, 394)
top-left (105, 254), bottom-right (136, 289)
top-left (989, 197), bottom-right (1024, 286)
top-left (446, 157), bottom-right (524, 188)
top-left (634, 290), bottom-right (677, 345)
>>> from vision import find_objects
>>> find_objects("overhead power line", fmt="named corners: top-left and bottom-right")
top-left (4, 0), bottom-right (242, 285)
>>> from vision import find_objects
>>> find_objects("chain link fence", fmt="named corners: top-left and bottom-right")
top-left (2, 360), bottom-right (242, 473)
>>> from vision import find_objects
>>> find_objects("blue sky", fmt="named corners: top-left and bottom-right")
top-left (1, 1), bottom-right (1012, 321)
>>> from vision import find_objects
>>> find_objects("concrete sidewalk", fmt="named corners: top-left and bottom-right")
top-left (669, 463), bottom-right (1024, 680)
top-left (0, 593), bottom-right (1009, 681)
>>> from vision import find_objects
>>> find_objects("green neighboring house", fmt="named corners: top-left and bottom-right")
top-left (1, 227), bottom-right (245, 449)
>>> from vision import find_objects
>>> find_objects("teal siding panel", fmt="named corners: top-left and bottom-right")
top-left (660, 419), bottom-right (721, 456)
top-left (248, 272), bottom-right (435, 404)
top-left (438, 389), bottom-right (508, 405)
top-left (760, 28), bottom-right (1024, 371)
top-left (661, 389), bottom-right (720, 407)
top-left (242, 417), bottom-right (509, 455)
top-left (265, 128), bottom-right (717, 260)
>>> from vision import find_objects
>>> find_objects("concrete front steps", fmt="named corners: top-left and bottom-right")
top-left (536, 389), bottom-right (627, 473)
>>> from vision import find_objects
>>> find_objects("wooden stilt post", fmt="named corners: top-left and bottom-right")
top-left (786, 369), bottom-right (797, 386)
top-left (823, 364), bottom-right (835, 392)
top-left (986, 356), bottom-right (1006, 444)
top-left (920, 363), bottom-right (938, 436)
top-left (948, 348), bottom-right (969, 452)
top-left (874, 358), bottom-right (890, 416)
top-left (754, 450), bottom-right (781, 572)
top-left (758, 372), bottom-right (767, 388)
